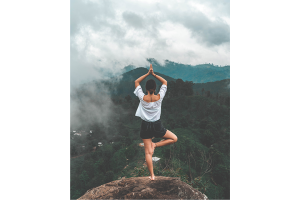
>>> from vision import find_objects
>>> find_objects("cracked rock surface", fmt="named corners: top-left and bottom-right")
top-left (78, 176), bottom-right (208, 199)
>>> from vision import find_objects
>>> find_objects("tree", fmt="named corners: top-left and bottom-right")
top-left (225, 96), bottom-right (230, 107)
top-left (187, 152), bottom-right (193, 182)
top-left (184, 81), bottom-right (194, 96)
top-left (71, 189), bottom-right (81, 200)
top-left (167, 79), bottom-right (194, 97)
top-left (175, 79), bottom-right (185, 96)
top-left (201, 129), bottom-right (214, 146)
top-left (125, 95), bottom-right (132, 102)
top-left (94, 158), bottom-right (104, 172)
top-left (104, 170), bottom-right (114, 183)
top-left (79, 170), bottom-right (90, 187)
top-left (206, 91), bottom-right (210, 97)
top-left (212, 164), bottom-right (228, 185)
top-left (110, 148), bottom-right (127, 173)
top-left (166, 81), bottom-right (176, 97)
top-left (125, 144), bottom-right (138, 160)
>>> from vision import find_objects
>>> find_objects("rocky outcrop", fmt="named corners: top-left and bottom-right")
top-left (78, 176), bottom-right (208, 199)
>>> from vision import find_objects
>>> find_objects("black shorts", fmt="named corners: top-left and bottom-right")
top-left (140, 119), bottom-right (167, 139)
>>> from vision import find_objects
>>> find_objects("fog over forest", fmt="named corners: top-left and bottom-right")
top-left (71, 1), bottom-right (230, 199)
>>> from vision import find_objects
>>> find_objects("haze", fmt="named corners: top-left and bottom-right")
top-left (71, 0), bottom-right (230, 87)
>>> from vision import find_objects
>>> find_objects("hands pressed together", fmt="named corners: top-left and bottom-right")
top-left (148, 64), bottom-right (155, 76)
top-left (135, 64), bottom-right (167, 88)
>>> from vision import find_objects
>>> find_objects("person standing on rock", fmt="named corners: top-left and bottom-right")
top-left (134, 64), bottom-right (178, 181)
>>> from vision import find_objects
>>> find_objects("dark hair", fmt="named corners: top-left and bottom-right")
top-left (146, 79), bottom-right (156, 94)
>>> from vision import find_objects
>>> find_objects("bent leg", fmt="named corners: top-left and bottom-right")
top-left (155, 130), bottom-right (178, 147)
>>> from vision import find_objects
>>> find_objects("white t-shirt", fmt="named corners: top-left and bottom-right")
top-left (133, 84), bottom-right (167, 122)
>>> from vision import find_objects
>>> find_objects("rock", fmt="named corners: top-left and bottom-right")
top-left (78, 176), bottom-right (208, 199)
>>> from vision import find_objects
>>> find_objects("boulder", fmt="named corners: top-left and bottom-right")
top-left (78, 176), bottom-right (208, 199)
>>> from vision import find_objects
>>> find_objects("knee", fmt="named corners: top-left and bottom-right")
top-left (145, 150), bottom-right (153, 156)
top-left (173, 135), bottom-right (178, 143)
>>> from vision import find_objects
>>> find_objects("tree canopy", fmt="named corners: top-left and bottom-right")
top-left (71, 77), bottom-right (230, 199)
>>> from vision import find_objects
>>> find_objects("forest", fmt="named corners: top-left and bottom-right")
top-left (70, 73), bottom-right (230, 199)
top-left (145, 58), bottom-right (230, 83)
top-left (95, 67), bottom-right (229, 99)
top-left (121, 59), bottom-right (230, 84)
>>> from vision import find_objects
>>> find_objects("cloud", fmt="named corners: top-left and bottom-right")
top-left (162, 1), bottom-right (230, 46)
top-left (122, 11), bottom-right (145, 29)
top-left (70, 0), bottom-right (115, 36)
top-left (70, 0), bottom-right (230, 132)
top-left (70, 81), bottom-right (123, 130)
top-left (70, 0), bottom-right (230, 87)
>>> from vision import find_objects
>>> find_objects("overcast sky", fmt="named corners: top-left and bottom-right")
top-left (71, 0), bottom-right (230, 86)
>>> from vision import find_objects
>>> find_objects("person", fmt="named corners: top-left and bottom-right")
top-left (133, 64), bottom-right (178, 181)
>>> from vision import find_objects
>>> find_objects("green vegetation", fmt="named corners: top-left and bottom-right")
top-left (70, 72), bottom-right (230, 199)
top-left (103, 67), bottom-right (176, 97)
top-left (145, 58), bottom-right (230, 83)
top-left (98, 67), bottom-right (229, 99)
top-left (193, 79), bottom-right (230, 97)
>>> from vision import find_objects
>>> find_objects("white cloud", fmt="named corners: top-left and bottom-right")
top-left (188, 1), bottom-right (229, 25)
top-left (70, 81), bottom-right (123, 130)
top-left (70, 0), bottom-right (230, 132)
top-left (71, 0), bottom-right (230, 86)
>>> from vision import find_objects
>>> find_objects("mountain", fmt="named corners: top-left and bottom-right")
top-left (193, 79), bottom-right (230, 97)
top-left (106, 67), bottom-right (229, 97)
top-left (117, 67), bottom-right (176, 82)
top-left (121, 64), bottom-right (135, 73)
top-left (71, 67), bottom-right (230, 199)
top-left (71, 91), bottom-right (230, 199)
top-left (103, 67), bottom-right (176, 97)
top-left (122, 58), bottom-right (230, 83)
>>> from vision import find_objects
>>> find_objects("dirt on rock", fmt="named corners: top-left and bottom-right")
top-left (78, 176), bottom-right (208, 199)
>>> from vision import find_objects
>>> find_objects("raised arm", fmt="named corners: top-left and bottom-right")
top-left (134, 68), bottom-right (151, 88)
top-left (151, 65), bottom-right (167, 86)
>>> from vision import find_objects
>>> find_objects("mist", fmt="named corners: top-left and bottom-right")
top-left (70, 0), bottom-right (230, 88)
top-left (70, 80), bottom-right (125, 133)
top-left (70, 0), bottom-right (230, 136)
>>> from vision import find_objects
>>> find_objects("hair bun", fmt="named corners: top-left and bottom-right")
top-left (146, 79), bottom-right (156, 94)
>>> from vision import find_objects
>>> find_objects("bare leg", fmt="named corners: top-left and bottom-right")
top-left (142, 138), bottom-right (155, 180)
top-left (142, 130), bottom-right (178, 180)
top-left (155, 130), bottom-right (178, 147)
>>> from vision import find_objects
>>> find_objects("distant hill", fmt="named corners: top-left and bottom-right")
top-left (193, 79), bottom-right (230, 97)
top-left (117, 67), bottom-right (176, 82)
top-left (102, 67), bottom-right (176, 97)
top-left (122, 58), bottom-right (230, 83)
top-left (99, 67), bottom-right (229, 98)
